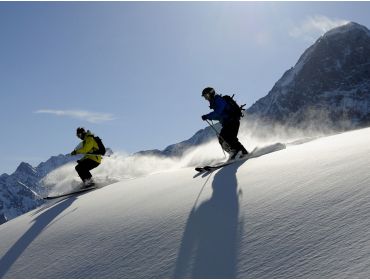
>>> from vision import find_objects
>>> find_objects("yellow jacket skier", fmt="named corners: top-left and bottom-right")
top-left (71, 127), bottom-right (102, 187)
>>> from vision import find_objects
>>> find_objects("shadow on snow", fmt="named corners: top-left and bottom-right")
top-left (174, 160), bottom-right (246, 278)
top-left (0, 196), bottom-right (78, 278)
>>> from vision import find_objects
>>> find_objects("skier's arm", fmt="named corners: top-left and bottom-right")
top-left (75, 137), bottom-right (95, 154)
top-left (203, 97), bottom-right (227, 120)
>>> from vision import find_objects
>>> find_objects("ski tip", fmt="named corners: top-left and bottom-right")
top-left (195, 166), bottom-right (213, 172)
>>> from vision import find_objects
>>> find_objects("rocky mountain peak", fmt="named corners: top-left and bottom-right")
top-left (247, 22), bottom-right (370, 129)
top-left (15, 162), bottom-right (37, 176)
top-left (323, 22), bottom-right (370, 38)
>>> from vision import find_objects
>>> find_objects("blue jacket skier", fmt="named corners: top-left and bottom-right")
top-left (201, 87), bottom-right (248, 160)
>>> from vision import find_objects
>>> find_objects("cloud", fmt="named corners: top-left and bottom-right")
top-left (35, 109), bottom-right (116, 124)
top-left (289, 15), bottom-right (349, 42)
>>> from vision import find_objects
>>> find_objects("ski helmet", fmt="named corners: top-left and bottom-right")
top-left (76, 127), bottom-right (86, 138)
top-left (202, 87), bottom-right (215, 97)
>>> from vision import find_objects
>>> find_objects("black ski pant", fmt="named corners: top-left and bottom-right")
top-left (75, 159), bottom-right (100, 182)
top-left (219, 119), bottom-right (248, 153)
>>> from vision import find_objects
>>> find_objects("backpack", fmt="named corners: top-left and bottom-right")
top-left (222, 94), bottom-right (246, 119)
top-left (92, 136), bottom-right (106, 155)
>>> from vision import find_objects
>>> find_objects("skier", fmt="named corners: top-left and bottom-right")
top-left (71, 127), bottom-right (102, 188)
top-left (201, 87), bottom-right (249, 160)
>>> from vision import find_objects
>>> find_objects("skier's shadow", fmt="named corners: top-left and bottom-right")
top-left (0, 196), bottom-right (77, 278)
top-left (174, 161), bottom-right (245, 278)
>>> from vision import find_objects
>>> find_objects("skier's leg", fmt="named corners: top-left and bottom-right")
top-left (219, 126), bottom-right (233, 153)
top-left (223, 122), bottom-right (240, 150)
top-left (225, 120), bottom-right (249, 157)
top-left (232, 121), bottom-right (249, 154)
top-left (75, 159), bottom-right (100, 183)
top-left (84, 160), bottom-right (100, 182)
top-left (220, 124), bottom-right (239, 160)
top-left (75, 161), bottom-right (88, 182)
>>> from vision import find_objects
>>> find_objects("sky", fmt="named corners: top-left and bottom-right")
top-left (1, 1), bottom-right (370, 174)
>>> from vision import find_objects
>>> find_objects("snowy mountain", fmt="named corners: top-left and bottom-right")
top-left (0, 154), bottom-right (79, 224)
top-left (0, 127), bottom-right (370, 278)
top-left (136, 125), bottom-right (217, 157)
top-left (247, 22), bottom-right (370, 129)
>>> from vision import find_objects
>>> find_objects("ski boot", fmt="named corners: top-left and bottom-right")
top-left (228, 149), bottom-right (240, 161)
top-left (81, 178), bottom-right (95, 189)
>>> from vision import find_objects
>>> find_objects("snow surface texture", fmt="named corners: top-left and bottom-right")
top-left (0, 127), bottom-right (370, 278)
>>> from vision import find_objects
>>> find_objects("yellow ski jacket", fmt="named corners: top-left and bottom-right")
top-left (74, 132), bottom-right (102, 163)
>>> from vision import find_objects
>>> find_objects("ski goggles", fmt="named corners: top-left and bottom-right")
top-left (202, 92), bottom-right (212, 99)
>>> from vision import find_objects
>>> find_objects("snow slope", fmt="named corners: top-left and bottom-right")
top-left (0, 127), bottom-right (370, 278)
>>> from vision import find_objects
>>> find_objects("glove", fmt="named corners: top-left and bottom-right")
top-left (201, 115), bottom-right (208, 121)
top-left (71, 150), bottom-right (77, 156)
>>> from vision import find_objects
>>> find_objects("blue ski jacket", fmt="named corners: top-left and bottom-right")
top-left (203, 95), bottom-right (230, 124)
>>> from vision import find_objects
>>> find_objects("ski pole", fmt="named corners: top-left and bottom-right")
top-left (206, 120), bottom-right (220, 137)
top-left (205, 120), bottom-right (228, 158)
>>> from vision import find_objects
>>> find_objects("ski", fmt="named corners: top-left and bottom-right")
top-left (195, 147), bottom-right (258, 173)
top-left (195, 162), bottom-right (232, 173)
top-left (194, 143), bottom-right (287, 173)
top-left (44, 186), bottom-right (96, 200)
top-left (195, 156), bottom-right (248, 173)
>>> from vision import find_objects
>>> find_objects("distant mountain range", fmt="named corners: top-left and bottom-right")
top-left (0, 154), bottom-right (78, 223)
top-left (1, 21), bottom-right (370, 225)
